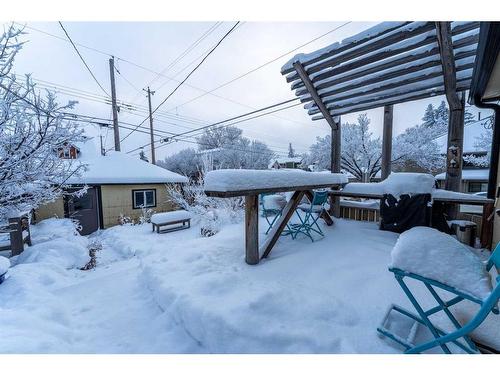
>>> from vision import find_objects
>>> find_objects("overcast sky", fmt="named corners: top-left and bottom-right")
top-left (10, 21), bottom-right (482, 160)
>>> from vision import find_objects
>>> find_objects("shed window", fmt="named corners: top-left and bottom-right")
top-left (133, 189), bottom-right (156, 209)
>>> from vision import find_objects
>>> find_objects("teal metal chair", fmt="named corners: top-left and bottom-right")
top-left (290, 190), bottom-right (329, 242)
top-left (378, 243), bottom-right (500, 354)
top-left (260, 193), bottom-right (288, 235)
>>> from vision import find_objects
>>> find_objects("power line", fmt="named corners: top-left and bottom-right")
top-left (145, 22), bottom-right (223, 89)
top-left (21, 22), bottom-right (315, 130)
top-left (57, 21), bottom-right (110, 97)
top-left (120, 21), bottom-right (241, 143)
top-left (126, 99), bottom-right (301, 155)
top-left (163, 21), bottom-right (353, 112)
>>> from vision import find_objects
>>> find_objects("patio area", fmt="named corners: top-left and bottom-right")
top-left (0, 216), bottom-right (409, 353)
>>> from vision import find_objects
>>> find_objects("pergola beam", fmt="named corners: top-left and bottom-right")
top-left (293, 61), bottom-right (338, 131)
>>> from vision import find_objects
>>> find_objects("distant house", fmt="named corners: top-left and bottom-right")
top-left (35, 140), bottom-right (188, 235)
top-left (269, 156), bottom-right (303, 169)
top-left (434, 120), bottom-right (490, 193)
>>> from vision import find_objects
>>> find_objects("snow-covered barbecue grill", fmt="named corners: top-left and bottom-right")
top-left (204, 169), bottom-right (348, 265)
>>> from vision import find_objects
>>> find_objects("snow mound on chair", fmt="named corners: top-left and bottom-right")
top-left (390, 227), bottom-right (492, 300)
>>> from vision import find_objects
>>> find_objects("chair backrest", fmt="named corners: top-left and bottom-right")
top-left (311, 190), bottom-right (329, 206)
top-left (487, 242), bottom-right (500, 272)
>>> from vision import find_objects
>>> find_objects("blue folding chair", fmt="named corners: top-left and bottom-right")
top-left (378, 243), bottom-right (500, 354)
top-left (290, 190), bottom-right (329, 242)
top-left (260, 193), bottom-right (289, 235)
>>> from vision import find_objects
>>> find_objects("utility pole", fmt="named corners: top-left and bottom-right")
top-left (144, 86), bottom-right (156, 164)
top-left (109, 56), bottom-right (120, 151)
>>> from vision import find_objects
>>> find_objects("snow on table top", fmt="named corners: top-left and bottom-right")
top-left (0, 256), bottom-right (10, 275)
top-left (151, 211), bottom-right (192, 224)
top-left (390, 227), bottom-right (492, 300)
top-left (342, 173), bottom-right (435, 197)
top-left (204, 169), bottom-right (348, 193)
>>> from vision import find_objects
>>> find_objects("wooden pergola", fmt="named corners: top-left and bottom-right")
top-left (281, 21), bottom-right (480, 214)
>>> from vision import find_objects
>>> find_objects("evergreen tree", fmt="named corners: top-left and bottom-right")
top-left (422, 104), bottom-right (436, 128)
top-left (288, 143), bottom-right (296, 158)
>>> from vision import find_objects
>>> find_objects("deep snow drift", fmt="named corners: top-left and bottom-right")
top-left (0, 216), bottom-right (497, 353)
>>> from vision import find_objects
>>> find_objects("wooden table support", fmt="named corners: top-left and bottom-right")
top-left (245, 194), bottom-right (260, 265)
top-left (261, 191), bottom-right (305, 260)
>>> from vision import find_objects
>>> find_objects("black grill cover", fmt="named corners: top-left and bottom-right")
top-left (380, 193), bottom-right (431, 233)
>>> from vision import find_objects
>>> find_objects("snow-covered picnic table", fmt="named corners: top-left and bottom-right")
top-left (204, 169), bottom-right (348, 265)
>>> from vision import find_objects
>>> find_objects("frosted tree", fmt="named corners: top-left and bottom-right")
top-left (463, 117), bottom-right (494, 167)
top-left (303, 113), bottom-right (444, 180)
top-left (158, 147), bottom-right (201, 178)
top-left (0, 25), bottom-right (86, 220)
top-left (288, 143), bottom-right (296, 158)
top-left (422, 104), bottom-right (436, 128)
top-left (196, 125), bottom-right (274, 170)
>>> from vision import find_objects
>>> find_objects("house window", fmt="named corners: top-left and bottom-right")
top-left (468, 182), bottom-right (488, 193)
top-left (133, 189), bottom-right (156, 209)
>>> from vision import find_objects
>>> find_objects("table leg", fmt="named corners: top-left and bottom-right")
top-left (245, 194), bottom-right (260, 265)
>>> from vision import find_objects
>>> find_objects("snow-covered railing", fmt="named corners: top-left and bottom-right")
top-left (204, 169), bottom-right (348, 265)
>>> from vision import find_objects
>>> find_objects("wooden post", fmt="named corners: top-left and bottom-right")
top-left (109, 56), bottom-right (120, 151)
top-left (9, 217), bottom-right (23, 256)
top-left (330, 116), bottom-right (341, 217)
top-left (436, 22), bottom-right (465, 219)
top-left (145, 86), bottom-right (156, 165)
top-left (480, 203), bottom-right (494, 249)
top-left (245, 194), bottom-right (260, 265)
top-left (381, 105), bottom-right (393, 180)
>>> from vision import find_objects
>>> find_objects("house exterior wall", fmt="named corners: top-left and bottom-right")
top-left (35, 197), bottom-right (65, 221)
top-left (100, 184), bottom-right (175, 228)
top-left (35, 184), bottom-right (178, 230)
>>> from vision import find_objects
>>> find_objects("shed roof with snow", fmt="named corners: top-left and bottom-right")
top-left (435, 169), bottom-right (489, 181)
top-left (66, 141), bottom-right (188, 185)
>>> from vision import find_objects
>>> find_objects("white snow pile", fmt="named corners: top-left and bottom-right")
top-left (14, 218), bottom-right (89, 269)
top-left (390, 227), bottom-right (492, 300)
top-left (0, 256), bottom-right (10, 275)
top-left (204, 169), bottom-right (348, 193)
top-left (262, 194), bottom-right (287, 210)
top-left (342, 172), bottom-right (435, 197)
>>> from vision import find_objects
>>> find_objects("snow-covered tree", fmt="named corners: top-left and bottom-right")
top-left (288, 143), bottom-right (296, 158)
top-left (463, 117), bottom-right (494, 167)
top-left (422, 104), bottom-right (436, 128)
top-left (158, 147), bottom-right (201, 178)
top-left (0, 25), bottom-right (86, 220)
top-left (196, 125), bottom-right (274, 170)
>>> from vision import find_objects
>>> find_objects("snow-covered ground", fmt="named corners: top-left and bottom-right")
top-left (0, 216), bottom-right (496, 353)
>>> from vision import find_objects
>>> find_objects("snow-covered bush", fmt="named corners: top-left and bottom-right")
top-left (166, 172), bottom-right (243, 237)
top-left (138, 207), bottom-right (155, 224)
top-left (0, 25), bottom-right (87, 221)
top-left (118, 214), bottom-right (134, 226)
top-left (15, 218), bottom-right (90, 269)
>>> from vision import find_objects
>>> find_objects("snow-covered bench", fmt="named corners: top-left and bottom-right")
top-left (151, 211), bottom-right (192, 234)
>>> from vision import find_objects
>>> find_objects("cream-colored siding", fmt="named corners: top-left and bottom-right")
top-left (35, 184), bottom-right (178, 230)
top-left (100, 184), bottom-right (175, 228)
top-left (35, 197), bottom-right (65, 221)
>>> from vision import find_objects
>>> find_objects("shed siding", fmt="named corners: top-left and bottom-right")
top-left (100, 184), bottom-right (175, 228)
top-left (35, 197), bottom-right (65, 221)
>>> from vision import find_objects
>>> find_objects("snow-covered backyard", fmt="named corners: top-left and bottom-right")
top-left (3, 214), bottom-right (489, 354)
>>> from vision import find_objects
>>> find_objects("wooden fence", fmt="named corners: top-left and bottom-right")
top-left (0, 215), bottom-right (32, 256)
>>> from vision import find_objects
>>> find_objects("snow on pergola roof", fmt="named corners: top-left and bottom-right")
top-left (66, 141), bottom-right (188, 185)
top-left (281, 22), bottom-right (480, 119)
